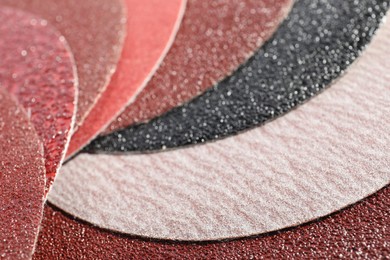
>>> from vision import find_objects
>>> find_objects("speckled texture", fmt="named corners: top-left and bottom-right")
top-left (0, 89), bottom-right (45, 260)
top-left (0, 7), bottom-right (77, 193)
top-left (34, 186), bottom-right (389, 259)
top-left (86, 0), bottom-right (390, 153)
top-left (104, 0), bottom-right (293, 134)
top-left (65, 0), bottom-right (186, 158)
top-left (1, 0), bottom-right (127, 127)
top-left (48, 18), bottom-right (390, 240)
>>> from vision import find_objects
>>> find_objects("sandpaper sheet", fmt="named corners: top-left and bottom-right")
top-left (0, 89), bottom-right (45, 259)
top-left (34, 186), bottom-right (390, 259)
top-left (1, 0), bottom-right (127, 127)
top-left (65, 0), bottom-right (186, 158)
top-left (86, 0), bottom-right (389, 153)
top-left (104, 0), bottom-right (293, 134)
top-left (49, 19), bottom-right (390, 241)
top-left (0, 7), bottom-right (77, 192)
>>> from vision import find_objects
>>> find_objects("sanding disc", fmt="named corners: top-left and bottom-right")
top-left (0, 89), bottom-right (45, 259)
top-left (0, 7), bottom-right (77, 192)
top-left (86, 0), bottom-right (389, 153)
top-left (34, 186), bottom-right (390, 259)
top-left (65, 0), bottom-right (186, 158)
top-left (1, 0), bottom-right (127, 127)
top-left (104, 0), bottom-right (293, 134)
top-left (49, 19), bottom-right (390, 240)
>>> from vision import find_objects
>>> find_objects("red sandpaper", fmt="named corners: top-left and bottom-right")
top-left (49, 18), bottom-right (390, 240)
top-left (33, 187), bottom-right (389, 259)
top-left (1, 0), bottom-right (127, 127)
top-left (104, 0), bottom-right (293, 134)
top-left (65, 0), bottom-right (186, 158)
top-left (0, 7), bottom-right (77, 193)
top-left (0, 89), bottom-right (45, 259)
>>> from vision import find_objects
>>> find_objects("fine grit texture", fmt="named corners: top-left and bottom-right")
top-left (0, 89), bottom-right (45, 260)
top-left (86, 0), bottom-right (390, 153)
top-left (1, 0), bottom-right (127, 127)
top-left (65, 0), bottom-right (186, 158)
top-left (50, 19), bottom-right (390, 240)
top-left (0, 7), bottom-right (77, 193)
top-left (104, 0), bottom-right (293, 133)
top-left (35, 186), bottom-right (390, 259)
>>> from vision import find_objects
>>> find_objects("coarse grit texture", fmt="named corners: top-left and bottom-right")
top-left (104, 0), bottom-right (293, 133)
top-left (0, 89), bottom-right (45, 260)
top-left (48, 17), bottom-right (390, 240)
top-left (86, 0), bottom-right (390, 153)
top-left (0, 7), bottom-right (77, 192)
top-left (64, 0), bottom-right (186, 157)
top-left (34, 186), bottom-right (389, 259)
top-left (0, 0), bottom-right (127, 126)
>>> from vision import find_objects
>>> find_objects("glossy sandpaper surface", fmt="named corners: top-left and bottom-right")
top-left (34, 186), bottom-right (390, 259)
top-left (104, 0), bottom-right (293, 134)
top-left (87, 0), bottom-right (390, 153)
top-left (1, 0), bottom-right (127, 126)
top-left (0, 90), bottom-right (45, 259)
top-left (50, 20), bottom-right (390, 241)
top-left (65, 0), bottom-right (186, 158)
top-left (0, 7), bottom-right (77, 192)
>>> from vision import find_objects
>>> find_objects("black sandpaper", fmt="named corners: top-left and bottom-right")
top-left (85, 0), bottom-right (389, 153)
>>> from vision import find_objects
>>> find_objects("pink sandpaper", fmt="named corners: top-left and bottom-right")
top-left (65, 0), bottom-right (186, 158)
top-left (104, 0), bottom-right (293, 134)
top-left (0, 7), bottom-right (77, 193)
top-left (1, 0), bottom-right (127, 127)
top-left (0, 89), bottom-right (45, 259)
top-left (50, 20), bottom-right (390, 241)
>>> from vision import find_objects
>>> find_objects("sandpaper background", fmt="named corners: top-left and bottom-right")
top-left (0, 89), bottom-right (45, 259)
top-left (34, 186), bottom-right (390, 259)
top-left (86, 0), bottom-right (390, 153)
top-left (49, 19), bottom-right (390, 241)
top-left (0, 7), bottom-right (77, 192)
top-left (65, 0), bottom-right (186, 158)
top-left (104, 0), bottom-right (293, 134)
top-left (0, 0), bottom-right (127, 127)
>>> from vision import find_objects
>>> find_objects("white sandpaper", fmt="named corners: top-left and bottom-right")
top-left (49, 21), bottom-right (390, 241)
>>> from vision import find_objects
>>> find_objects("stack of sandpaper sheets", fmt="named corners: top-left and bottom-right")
top-left (0, 0), bottom-right (389, 259)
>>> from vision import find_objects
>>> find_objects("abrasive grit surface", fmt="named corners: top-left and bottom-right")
top-left (65, 0), bottom-right (186, 158)
top-left (0, 7), bottom-right (77, 193)
top-left (49, 18), bottom-right (390, 240)
top-left (35, 186), bottom-right (389, 259)
top-left (0, 89), bottom-right (45, 260)
top-left (0, 0), bottom-right (127, 127)
top-left (86, 0), bottom-right (390, 153)
top-left (104, 0), bottom-right (293, 134)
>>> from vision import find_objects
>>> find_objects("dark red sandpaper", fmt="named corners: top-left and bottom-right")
top-left (0, 7), bottom-right (77, 192)
top-left (104, 0), bottom-right (293, 133)
top-left (34, 186), bottom-right (389, 259)
top-left (65, 0), bottom-right (185, 158)
top-left (0, 89), bottom-right (45, 259)
top-left (1, 0), bottom-right (127, 127)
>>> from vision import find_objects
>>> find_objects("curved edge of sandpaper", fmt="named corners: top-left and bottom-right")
top-left (74, 0), bottom-right (128, 128)
top-left (0, 89), bottom-right (46, 259)
top-left (48, 36), bottom-right (79, 195)
top-left (65, 0), bottom-right (187, 159)
top-left (0, 6), bottom-right (79, 195)
top-left (35, 185), bottom-right (390, 258)
top-left (85, 0), bottom-right (390, 154)
top-left (49, 17), bottom-right (390, 240)
top-left (102, 0), bottom-right (294, 134)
